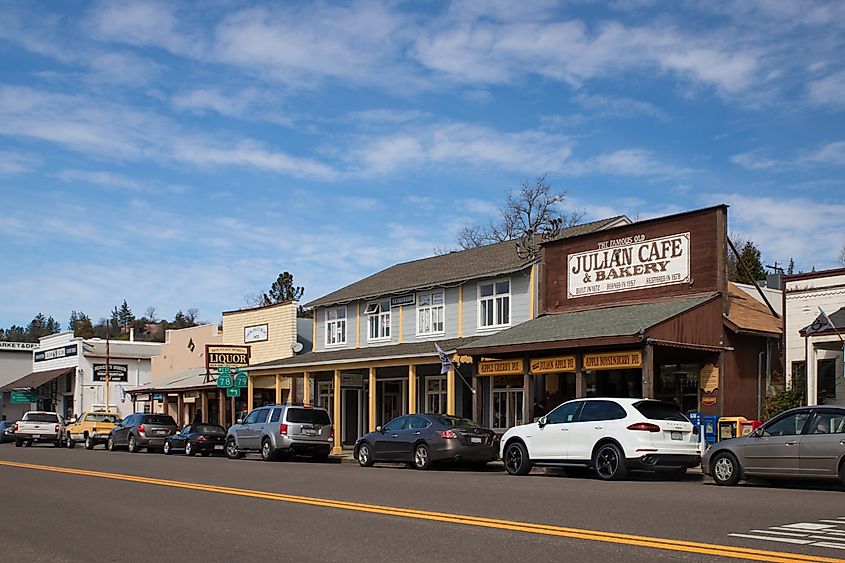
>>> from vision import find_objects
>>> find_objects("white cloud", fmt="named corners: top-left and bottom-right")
top-left (730, 150), bottom-right (781, 170)
top-left (170, 88), bottom-right (257, 117)
top-left (56, 169), bottom-right (143, 190)
top-left (0, 150), bottom-right (41, 174)
top-left (347, 109), bottom-right (430, 125)
top-left (807, 70), bottom-right (845, 107)
top-left (565, 149), bottom-right (691, 178)
top-left (86, 51), bottom-right (163, 86)
top-left (339, 197), bottom-right (379, 211)
top-left (800, 141), bottom-right (845, 166)
top-left (458, 198), bottom-right (499, 216)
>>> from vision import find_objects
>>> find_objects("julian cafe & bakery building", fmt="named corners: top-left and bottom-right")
top-left (460, 205), bottom-right (781, 420)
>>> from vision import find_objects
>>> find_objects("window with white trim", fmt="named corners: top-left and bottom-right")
top-left (479, 279), bottom-right (510, 328)
top-left (417, 291), bottom-right (445, 335)
top-left (325, 307), bottom-right (347, 346)
top-left (366, 300), bottom-right (391, 341)
top-left (426, 376), bottom-right (447, 414)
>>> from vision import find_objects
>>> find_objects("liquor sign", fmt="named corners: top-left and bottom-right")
top-left (583, 351), bottom-right (642, 371)
top-left (206, 345), bottom-right (250, 369)
top-left (530, 356), bottom-right (576, 375)
top-left (34, 344), bottom-right (78, 363)
top-left (477, 359), bottom-right (523, 377)
top-left (389, 294), bottom-right (415, 307)
top-left (568, 232), bottom-right (691, 298)
top-left (93, 363), bottom-right (129, 382)
top-left (244, 324), bottom-right (268, 343)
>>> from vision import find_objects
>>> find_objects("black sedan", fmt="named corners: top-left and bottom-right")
top-left (0, 421), bottom-right (14, 444)
top-left (354, 414), bottom-right (498, 470)
top-left (163, 424), bottom-right (227, 456)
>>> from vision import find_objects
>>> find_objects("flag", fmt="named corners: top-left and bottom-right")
top-left (434, 342), bottom-right (453, 375)
top-left (804, 306), bottom-right (836, 335)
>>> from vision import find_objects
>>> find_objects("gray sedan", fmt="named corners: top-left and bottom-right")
top-left (702, 406), bottom-right (845, 486)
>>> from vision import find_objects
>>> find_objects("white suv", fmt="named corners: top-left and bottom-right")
top-left (500, 398), bottom-right (700, 480)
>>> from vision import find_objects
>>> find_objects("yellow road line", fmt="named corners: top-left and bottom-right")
top-left (0, 460), bottom-right (840, 563)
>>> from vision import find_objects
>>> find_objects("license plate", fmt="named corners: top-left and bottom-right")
top-left (303, 429), bottom-right (317, 436)
top-left (33, 434), bottom-right (41, 439)
top-left (155, 430), bottom-right (166, 435)
top-left (213, 445), bottom-right (224, 450)
top-left (671, 431), bottom-right (682, 440)
top-left (470, 437), bottom-right (483, 444)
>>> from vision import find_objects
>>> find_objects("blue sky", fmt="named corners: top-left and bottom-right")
top-left (1, 0), bottom-right (844, 327)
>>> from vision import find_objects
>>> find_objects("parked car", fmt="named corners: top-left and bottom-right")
top-left (500, 398), bottom-right (700, 480)
top-left (354, 414), bottom-right (498, 470)
top-left (702, 406), bottom-right (845, 486)
top-left (108, 413), bottom-right (177, 453)
top-left (0, 421), bottom-right (15, 443)
top-left (225, 404), bottom-right (333, 462)
top-left (13, 411), bottom-right (66, 447)
top-left (164, 424), bottom-right (227, 456)
top-left (66, 411), bottom-right (120, 449)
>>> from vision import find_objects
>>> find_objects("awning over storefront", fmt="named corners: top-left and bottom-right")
top-left (459, 293), bottom-right (718, 356)
top-left (0, 367), bottom-right (74, 392)
top-left (127, 367), bottom-right (217, 395)
top-left (251, 337), bottom-right (479, 372)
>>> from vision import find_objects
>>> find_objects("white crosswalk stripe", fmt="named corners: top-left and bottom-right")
top-left (729, 518), bottom-right (845, 551)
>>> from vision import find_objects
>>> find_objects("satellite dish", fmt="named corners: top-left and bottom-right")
top-left (291, 342), bottom-right (304, 353)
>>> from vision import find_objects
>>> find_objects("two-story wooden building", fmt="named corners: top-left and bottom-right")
top-left (460, 205), bottom-right (782, 422)
top-left (249, 217), bottom-right (628, 453)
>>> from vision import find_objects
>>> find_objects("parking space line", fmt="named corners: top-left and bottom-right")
top-left (0, 460), bottom-right (841, 563)
top-left (729, 535), bottom-right (815, 545)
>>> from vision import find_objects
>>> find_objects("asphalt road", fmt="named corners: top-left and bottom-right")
top-left (1, 443), bottom-right (844, 563)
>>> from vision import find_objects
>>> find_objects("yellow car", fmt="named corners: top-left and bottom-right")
top-left (66, 411), bottom-right (120, 449)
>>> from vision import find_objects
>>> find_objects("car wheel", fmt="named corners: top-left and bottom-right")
top-left (839, 461), bottom-right (845, 487)
top-left (107, 436), bottom-right (115, 451)
top-left (66, 433), bottom-right (75, 448)
top-left (128, 435), bottom-right (138, 453)
top-left (711, 452), bottom-right (741, 486)
top-left (163, 441), bottom-right (172, 455)
top-left (85, 436), bottom-right (94, 450)
top-left (201, 451), bottom-right (211, 457)
top-left (260, 439), bottom-right (275, 462)
top-left (225, 438), bottom-right (242, 460)
top-left (504, 442), bottom-right (532, 476)
top-left (593, 443), bottom-right (628, 481)
top-left (15, 440), bottom-right (22, 447)
top-left (185, 442), bottom-right (194, 457)
top-left (24, 440), bottom-right (32, 447)
top-left (413, 443), bottom-right (432, 470)
top-left (357, 443), bottom-right (374, 467)
top-left (54, 438), bottom-right (63, 448)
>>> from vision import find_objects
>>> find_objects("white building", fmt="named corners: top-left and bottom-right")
top-left (1, 332), bottom-right (161, 419)
top-left (784, 268), bottom-right (845, 406)
top-left (0, 341), bottom-right (40, 421)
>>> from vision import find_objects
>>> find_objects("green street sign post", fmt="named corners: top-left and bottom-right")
top-left (11, 390), bottom-right (37, 403)
top-left (218, 367), bottom-right (231, 376)
top-left (216, 374), bottom-right (233, 388)
top-left (226, 387), bottom-right (241, 398)
top-left (234, 371), bottom-right (249, 388)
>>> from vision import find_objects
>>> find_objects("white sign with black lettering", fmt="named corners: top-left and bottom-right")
top-left (568, 232), bottom-right (691, 298)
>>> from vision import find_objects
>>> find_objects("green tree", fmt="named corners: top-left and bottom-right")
top-left (118, 300), bottom-right (135, 329)
top-left (262, 272), bottom-right (305, 305)
top-left (0, 325), bottom-right (27, 342)
top-left (457, 174), bottom-right (584, 249)
top-left (728, 238), bottom-right (767, 284)
top-left (68, 310), bottom-right (96, 339)
top-left (787, 258), bottom-right (795, 275)
top-left (25, 313), bottom-right (60, 342)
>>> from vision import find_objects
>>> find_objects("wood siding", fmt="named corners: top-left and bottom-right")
top-left (646, 297), bottom-right (723, 347)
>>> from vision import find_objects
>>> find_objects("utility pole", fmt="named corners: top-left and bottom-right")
top-left (105, 323), bottom-right (111, 412)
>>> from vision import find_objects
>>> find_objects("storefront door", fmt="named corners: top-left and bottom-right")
top-left (492, 387), bottom-right (523, 432)
top-left (342, 388), bottom-right (362, 445)
top-left (381, 381), bottom-right (405, 425)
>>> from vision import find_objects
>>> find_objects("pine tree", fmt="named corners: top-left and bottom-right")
top-left (118, 300), bottom-right (135, 329)
top-left (262, 272), bottom-right (305, 304)
top-left (787, 258), bottom-right (795, 275)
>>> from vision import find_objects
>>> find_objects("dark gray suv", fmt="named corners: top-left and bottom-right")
top-left (108, 413), bottom-right (178, 453)
top-left (225, 404), bottom-right (333, 462)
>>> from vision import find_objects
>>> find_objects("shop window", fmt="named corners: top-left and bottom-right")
top-left (326, 307), bottom-right (347, 346)
top-left (417, 292), bottom-right (445, 335)
top-left (791, 361), bottom-right (806, 395)
top-left (426, 377), bottom-right (447, 414)
top-left (479, 279), bottom-right (510, 329)
top-left (818, 359), bottom-right (837, 401)
top-left (366, 300), bottom-right (391, 341)
top-left (317, 383), bottom-right (333, 412)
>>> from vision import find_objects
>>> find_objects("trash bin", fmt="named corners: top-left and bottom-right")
top-left (718, 416), bottom-right (748, 441)
top-left (703, 415), bottom-right (719, 447)
top-left (739, 419), bottom-right (762, 436)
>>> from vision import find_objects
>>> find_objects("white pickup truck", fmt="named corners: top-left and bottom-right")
top-left (13, 411), bottom-right (66, 447)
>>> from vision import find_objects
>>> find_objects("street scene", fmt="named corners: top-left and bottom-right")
top-left (2, 2), bottom-right (845, 563)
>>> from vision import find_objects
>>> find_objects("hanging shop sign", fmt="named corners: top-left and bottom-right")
top-left (135, 393), bottom-right (151, 402)
top-left (244, 324), bottom-right (268, 343)
top-left (0, 341), bottom-right (39, 350)
top-left (568, 232), bottom-right (691, 298)
top-left (477, 359), bottom-right (523, 377)
top-left (206, 345), bottom-right (250, 369)
top-left (583, 351), bottom-right (642, 371)
top-left (11, 390), bottom-right (37, 403)
top-left (389, 294), bottom-right (415, 307)
top-left (93, 363), bottom-right (129, 382)
top-left (530, 355), bottom-right (576, 375)
top-left (153, 393), bottom-right (163, 401)
top-left (34, 344), bottom-right (78, 363)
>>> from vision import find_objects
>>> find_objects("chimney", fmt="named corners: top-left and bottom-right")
top-left (130, 328), bottom-right (135, 342)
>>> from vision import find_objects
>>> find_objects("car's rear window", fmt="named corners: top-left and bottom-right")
top-left (142, 415), bottom-right (176, 426)
top-left (23, 413), bottom-right (59, 423)
top-left (88, 413), bottom-right (119, 423)
top-left (434, 416), bottom-right (479, 428)
top-left (285, 408), bottom-right (331, 425)
top-left (194, 424), bottom-right (225, 435)
top-left (634, 401), bottom-right (688, 422)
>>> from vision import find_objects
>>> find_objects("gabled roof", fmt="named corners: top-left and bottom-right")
top-left (306, 216), bottom-right (628, 308)
top-left (459, 294), bottom-right (717, 355)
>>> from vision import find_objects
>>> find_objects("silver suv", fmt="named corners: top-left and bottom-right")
top-left (225, 404), bottom-right (333, 462)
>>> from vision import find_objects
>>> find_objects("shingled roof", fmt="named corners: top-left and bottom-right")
top-left (306, 216), bottom-right (628, 308)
